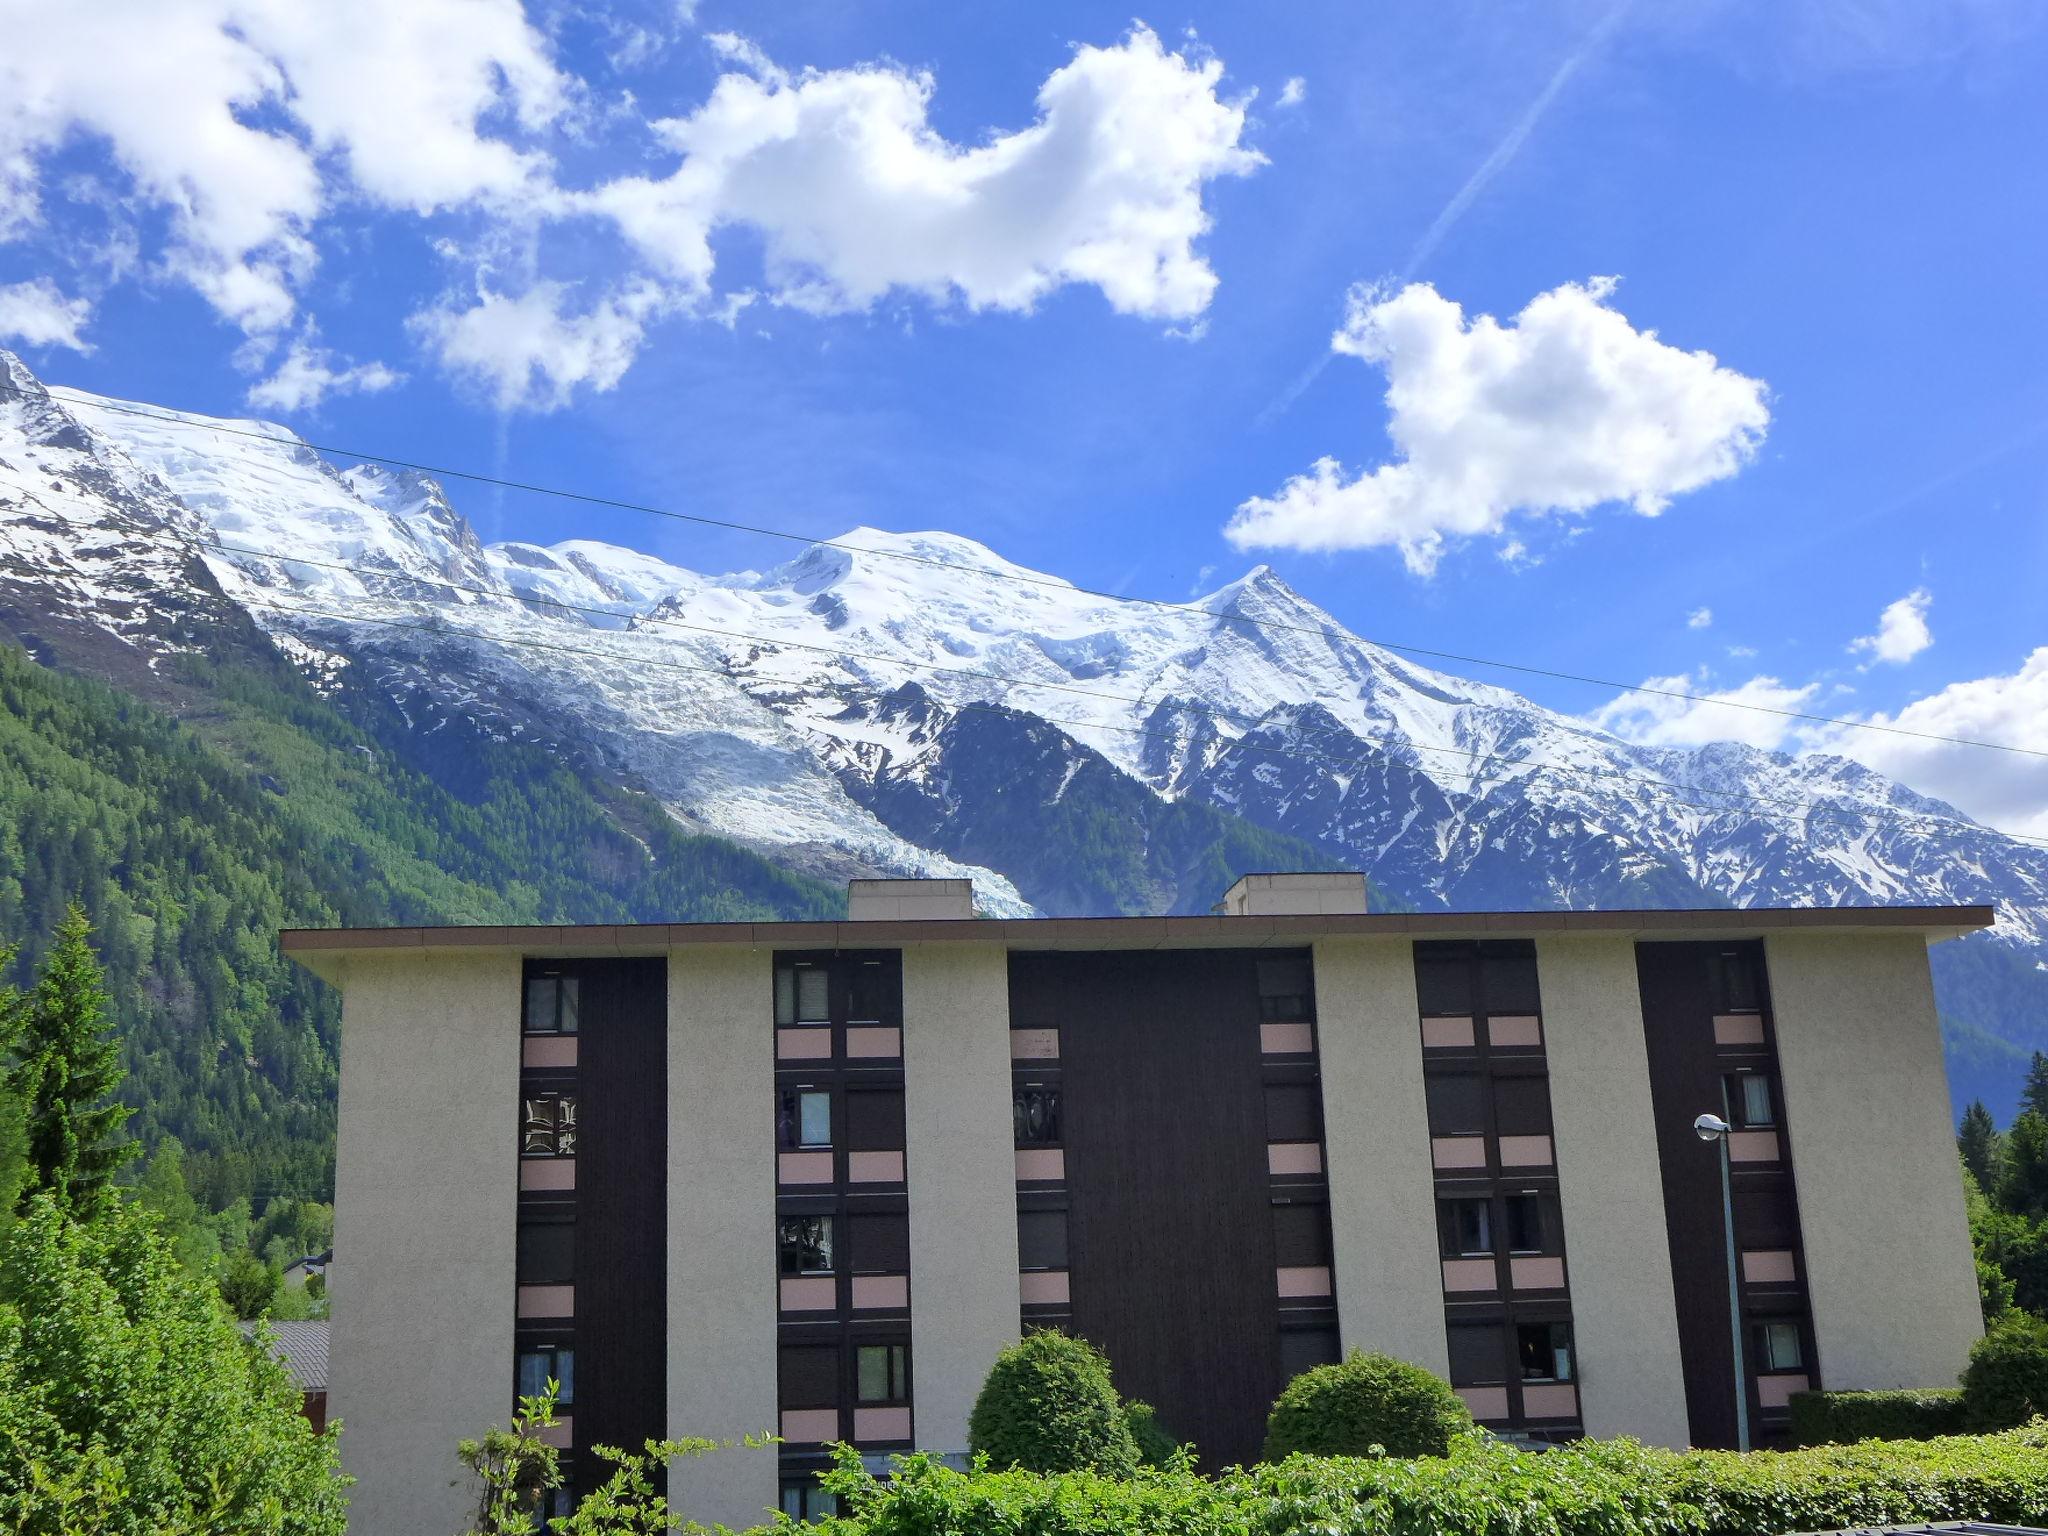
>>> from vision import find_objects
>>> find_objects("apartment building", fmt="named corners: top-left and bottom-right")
top-left (287, 877), bottom-right (1989, 1536)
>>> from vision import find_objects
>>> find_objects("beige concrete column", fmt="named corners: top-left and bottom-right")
top-left (1313, 938), bottom-right (1449, 1375)
top-left (667, 946), bottom-right (779, 1528)
top-left (1766, 932), bottom-right (1981, 1390)
top-left (328, 950), bottom-right (522, 1536)
top-left (902, 943), bottom-right (1020, 1458)
top-left (1538, 936), bottom-right (1691, 1447)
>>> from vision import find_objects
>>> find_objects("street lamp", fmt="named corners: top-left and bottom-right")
top-left (1694, 1111), bottom-right (1750, 1452)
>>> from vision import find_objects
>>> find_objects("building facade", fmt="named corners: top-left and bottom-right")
top-left (292, 879), bottom-right (1989, 1536)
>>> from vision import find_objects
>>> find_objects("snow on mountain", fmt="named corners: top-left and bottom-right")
top-left (8, 351), bottom-right (2047, 969)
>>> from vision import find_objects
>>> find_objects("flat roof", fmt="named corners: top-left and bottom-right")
top-left (280, 903), bottom-right (1995, 983)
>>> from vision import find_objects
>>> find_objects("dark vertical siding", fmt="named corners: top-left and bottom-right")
top-left (576, 958), bottom-right (669, 1475)
top-left (1017, 950), bottom-right (1278, 1470)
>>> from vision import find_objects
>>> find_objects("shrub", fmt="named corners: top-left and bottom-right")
top-left (967, 1330), bottom-right (1139, 1476)
top-left (811, 1425), bottom-right (2048, 1536)
top-left (1261, 1350), bottom-right (1471, 1461)
top-left (1790, 1387), bottom-right (1968, 1445)
top-left (1122, 1400), bottom-right (1180, 1468)
top-left (1964, 1312), bottom-right (2048, 1430)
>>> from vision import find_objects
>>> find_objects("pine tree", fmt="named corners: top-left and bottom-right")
top-left (1961, 1100), bottom-right (2005, 1191)
top-left (2000, 1111), bottom-right (2048, 1221)
top-left (6, 904), bottom-right (137, 1219)
top-left (2023, 1053), bottom-right (2048, 1122)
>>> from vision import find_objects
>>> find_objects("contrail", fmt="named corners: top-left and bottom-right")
top-left (1255, 0), bottom-right (1632, 429)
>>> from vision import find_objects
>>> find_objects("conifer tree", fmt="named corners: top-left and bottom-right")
top-left (6, 904), bottom-right (136, 1218)
top-left (2024, 1053), bottom-right (2048, 1122)
top-left (1961, 1100), bottom-right (2006, 1191)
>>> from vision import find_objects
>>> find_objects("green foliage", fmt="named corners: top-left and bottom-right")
top-left (1963, 1312), bottom-right (2048, 1430)
top-left (810, 1427), bottom-right (2048, 1536)
top-left (1789, 1388), bottom-right (1968, 1445)
top-left (219, 1248), bottom-right (283, 1320)
top-left (0, 1194), bottom-right (347, 1535)
top-left (1963, 1101), bottom-right (2006, 1192)
top-left (2024, 1053), bottom-right (2048, 1122)
top-left (1121, 1400), bottom-right (1182, 1470)
top-left (456, 1386), bottom-right (564, 1536)
top-left (0, 638), bottom-right (841, 1209)
top-left (967, 1330), bottom-right (1140, 1477)
top-left (5, 906), bottom-right (136, 1218)
top-left (2003, 1112), bottom-right (2048, 1220)
top-left (1260, 1350), bottom-right (1472, 1461)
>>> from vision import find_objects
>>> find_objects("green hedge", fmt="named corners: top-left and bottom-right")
top-left (965, 1331), bottom-right (1139, 1476)
top-left (1789, 1388), bottom-right (1968, 1445)
top-left (1262, 1351), bottom-right (1472, 1461)
top-left (806, 1425), bottom-right (2048, 1536)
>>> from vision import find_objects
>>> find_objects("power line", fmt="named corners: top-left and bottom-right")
top-left (220, 585), bottom-right (2048, 852)
top-left (182, 532), bottom-right (2048, 849)
top-left (11, 377), bottom-right (2044, 764)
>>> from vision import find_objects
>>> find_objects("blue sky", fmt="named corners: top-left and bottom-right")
top-left (2, 0), bottom-right (2044, 833)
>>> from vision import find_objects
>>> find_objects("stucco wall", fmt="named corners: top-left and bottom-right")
top-left (328, 950), bottom-right (521, 1536)
top-left (1539, 936), bottom-right (1691, 1446)
top-left (1313, 938), bottom-right (1449, 1374)
top-left (1766, 932), bottom-right (1981, 1390)
top-left (667, 947), bottom-right (779, 1528)
top-left (902, 943), bottom-right (1020, 1457)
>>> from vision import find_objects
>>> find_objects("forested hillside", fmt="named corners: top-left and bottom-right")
top-left (0, 640), bottom-right (842, 1204)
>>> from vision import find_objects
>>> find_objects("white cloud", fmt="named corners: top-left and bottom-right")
top-left (0, 0), bottom-right (565, 333)
top-left (1590, 671), bottom-right (1820, 751)
top-left (0, 278), bottom-right (92, 351)
top-left (411, 279), bottom-right (671, 411)
top-left (1814, 648), bottom-right (2048, 839)
top-left (1688, 606), bottom-right (1713, 629)
top-left (245, 336), bottom-right (402, 412)
top-left (590, 24), bottom-right (1262, 321)
top-left (1226, 278), bottom-right (1771, 573)
top-left (1278, 76), bottom-right (1308, 107)
top-left (1849, 586), bottom-right (1933, 665)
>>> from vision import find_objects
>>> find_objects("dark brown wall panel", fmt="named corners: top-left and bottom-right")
top-left (1011, 950), bottom-right (1278, 1470)
top-left (576, 957), bottom-right (669, 1475)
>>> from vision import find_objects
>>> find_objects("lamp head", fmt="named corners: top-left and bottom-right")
top-left (1694, 1112), bottom-right (1731, 1141)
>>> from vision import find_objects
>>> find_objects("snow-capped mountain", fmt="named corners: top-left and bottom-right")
top-left (4, 350), bottom-right (2045, 1109)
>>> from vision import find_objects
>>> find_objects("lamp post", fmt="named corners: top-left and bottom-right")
top-left (1694, 1111), bottom-right (1750, 1453)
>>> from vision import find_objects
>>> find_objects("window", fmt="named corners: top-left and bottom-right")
top-left (524, 973), bottom-right (579, 1034)
top-left (522, 1095), bottom-right (577, 1157)
top-left (1734, 1187), bottom-right (1798, 1249)
top-left (1257, 956), bottom-right (1314, 1022)
top-left (776, 962), bottom-right (831, 1026)
top-left (781, 1479), bottom-right (838, 1524)
top-left (1018, 1209), bottom-right (1069, 1270)
top-left (1517, 1322), bottom-right (1574, 1382)
top-left (1439, 1197), bottom-right (1492, 1257)
top-left (1446, 1322), bottom-right (1505, 1387)
top-left (779, 1216), bottom-right (835, 1275)
top-left (778, 1089), bottom-right (832, 1150)
top-left (848, 958), bottom-right (896, 1024)
top-left (516, 1346), bottom-right (575, 1406)
top-left (1279, 1326), bottom-right (1341, 1383)
top-left (778, 1343), bottom-right (839, 1409)
top-left (1753, 1319), bottom-right (1804, 1372)
top-left (1014, 1087), bottom-right (1062, 1146)
top-left (1265, 1082), bottom-right (1322, 1143)
top-left (849, 1212), bottom-right (910, 1272)
top-left (1505, 1193), bottom-right (1546, 1253)
top-left (1414, 945), bottom-right (1474, 1017)
top-left (856, 1343), bottom-right (910, 1403)
top-left (1712, 947), bottom-right (1762, 1014)
top-left (1728, 1073), bottom-right (1775, 1128)
top-left (1425, 1074), bottom-right (1486, 1136)
top-left (845, 1089), bottom-right (906, 1152)
top-left (517, 1222), bottom-right (574, 1286)
top-left (1479, 946), bottom-right (1541, 1016)
top-left (1492, 1075), bottom-right (1553, 1137)
top-left (1273, 1202), bottom-right (1332, 1268)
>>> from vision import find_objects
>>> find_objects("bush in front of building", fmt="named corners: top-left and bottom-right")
top-left (1789, 1387), bottom-right (1969, 1445)
top-left (1260, 1350), bottom-right (1472, 1461)
top-left (1963, 1312), bottom-right (2048, 1430)
top-left (1122, 1400), bottom-right (1182, 1468)
top-left (810, 1425), bottom-right (2048, 1536)
top-left (967, 1330), bottom-right (1140, 1476)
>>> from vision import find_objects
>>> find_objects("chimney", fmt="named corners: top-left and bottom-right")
top-left (1219, 872), bottom-right (1368, 917)
top-left (847, 878), bottom-right (977, 921)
